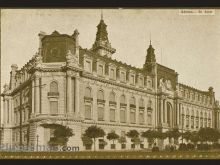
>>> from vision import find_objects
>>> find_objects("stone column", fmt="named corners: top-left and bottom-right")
top-left (163, 99), bottom-right (165, 123)
top-left (8, 97), bottom-right (12, 124)
top-left (3, 99), bottom-right (6, 124)
top-left (35, 77), bottom-right (40, 114)
top-left (75, 77), bottom-right (80, 116)
top-left (66, 75), bottom-right (72, 114)
top-left (10, 98), bottom-right (14, 124)
top-left (127, 103), bottom-right (130, 124)
top-left (176, 103), bottom-right (179, 126)
top-left (31, 78), bottom-right (35, 114)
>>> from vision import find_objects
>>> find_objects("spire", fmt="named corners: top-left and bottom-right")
top-left (144, 42), bottom-right (156, 72)
top-left (91, 13), bottom-right (116, 57)
top-left (101, 9), bottom-right (103, 20)
top-left (145, 43), bottom-right (156, 63)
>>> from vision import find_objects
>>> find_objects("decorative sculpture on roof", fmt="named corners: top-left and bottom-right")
top-left (34, 52), bottom-right (42, 67)
top-left (159, 78), bottom-right (172, 92)
top-left (66, 50), bottom-right (78, 67)
top-left (3, 84), bottom-right (9, 93)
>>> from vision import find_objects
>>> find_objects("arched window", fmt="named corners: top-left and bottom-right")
top-left (130, 97), bottom-right (136, 105)
top-left (186, 109), bottom-right (189, 115)
top-left (97, 90), bottom-right (104, 100)
top-left (167, 102), bottom-right (172, 125)
top-left (139, 98), bottom-right (144, 108)
top-left (196, 110), bottom-right (199, 117)
top-left (120, 95), bottom-right (126, 104)
top-left (147, 100), bottom-right (152, 108)
top-left (85, 87), bottom-right (92, 98)
top-left (50, 81), bottom-right (58, 93)
top-left (192, 109), bottom-right (194, 116)
top-left (109, 91), bottom-right (116, 102)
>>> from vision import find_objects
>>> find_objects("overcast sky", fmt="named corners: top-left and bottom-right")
top-left (1, 9), bottom-right (220, 100)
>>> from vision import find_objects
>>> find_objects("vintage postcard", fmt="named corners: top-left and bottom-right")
top-left (0, 8), bottom-right (220, 159)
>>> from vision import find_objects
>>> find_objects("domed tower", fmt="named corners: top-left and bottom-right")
top-left (91, 14), bottom-right (116, 57)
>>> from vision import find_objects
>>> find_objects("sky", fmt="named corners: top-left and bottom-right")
top-left (1, 9), bottom-right (220, 100)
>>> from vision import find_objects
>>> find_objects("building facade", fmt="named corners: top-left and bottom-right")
top-left (1, 17), bottom-right (220, 151)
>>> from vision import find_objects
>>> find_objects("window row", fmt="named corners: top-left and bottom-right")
top-left (85, 87), bottom-right (153, 108)
top-left (181, 107), bottom-right (211, 118)
top-left (84, 59), bottom-right (153, 88)
top-left (84, 104), bottom-right (153, 125)
top-left (180, 115), bottom-right (212, 128)
top-left (180, 90), bottom-right (211, 105)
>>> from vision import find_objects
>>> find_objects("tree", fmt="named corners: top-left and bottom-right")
top-left (198, 127), bottom-right (220, 143)
top-left (107, 132), bottom-right (119, 149)
top-left (182, 131), bottom-right (191, 142)
top-left (81, 134), bottom-right (93, 150)
top-left (118, 136), bottom-right (127, 149)
top-left (142, 130), bottom-right (156, 146)
top-left (126, 130), bottom-right (139, 149)
top-left (84, 125), bottom-right (105, 151)
top-left (189, 131), bottom-right (200, 146)
top-left (45, 124), bottom-right (74, 147)
top-left (165, 128), bottom-right (181, 144)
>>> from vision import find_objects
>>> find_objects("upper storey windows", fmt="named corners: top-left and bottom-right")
top-left (85, 59), bottom-right (92, 72)
top-left (82, 54), bottom-right (155, 90)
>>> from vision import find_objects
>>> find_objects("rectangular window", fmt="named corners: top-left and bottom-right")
top-left (15, 112), bottom-right (17, 124)
top-left (139, 112), bottom-right (144, 124)
top-left (196, 119), bottom-right (199, 128)
top-left (50, 101), bottom-right (58, 114)
top-left (121, 144), bottom-right (126, 149)
top-left (186, 117), bottom-right (189, 127)
top-left (99, 139), bottom-right (105, 149)
top-left (98, 65), bottom-right (104, 75)
top-left (130, 111), bottom-right (136, 123)
top-left (121, 72), bottom-right (126, 82)
top-left (17, 112), bottom-right (20, 124)
top-left (110, 68), bottom-right (115, 79)
top-left (12, 132), bottom-right (15, 142)
top-left (85, 60), bottom-right (91, 72)
top-left (120, 110), bottom-right (126, 123)
top-left (98, 107), bottom-right (104, 121)
top-left (110, 109), bottom-right (115, 122)
top-left (85, 105), bottom-right (92, 120)
top-left (200, 118), bottom-right (203, 127)
top-left (147, 113), bottom-right (152, 125)
top-left (130, 75), bottom-right (135, 85)
top-left (23, 131), bottom-right (26, 142)
top-left (191, 118), bottom-right (194, 128)
top-left (139, 77), bottom-right (144, 87)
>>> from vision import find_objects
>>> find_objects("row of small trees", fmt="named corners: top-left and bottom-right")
top-left (44, 123), bottom-right (220, 151)
top-left (81, 126), bottom-right (220, 151)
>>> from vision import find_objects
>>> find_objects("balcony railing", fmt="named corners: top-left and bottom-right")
top-left (109, 101), bottom-right (117, 105)
top-left (47, 92), bottom-right (59, 97)
top-left (130, 104), bottom-right (136, 108)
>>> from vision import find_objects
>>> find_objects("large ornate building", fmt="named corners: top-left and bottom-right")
top-left (1, 16), bottom-right (220, 151)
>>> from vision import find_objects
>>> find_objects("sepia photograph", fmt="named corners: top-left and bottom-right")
top-left (0, 9), bottom-right (220, 159)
